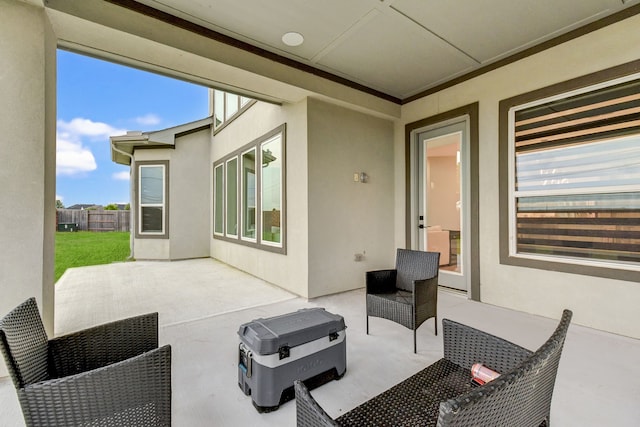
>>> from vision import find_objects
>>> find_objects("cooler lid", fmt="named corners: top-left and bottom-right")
top-left (238, 308), bottom-right (345, 355)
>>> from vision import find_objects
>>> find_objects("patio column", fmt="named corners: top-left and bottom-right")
top-left (0, 0), bottom-right (56, 377)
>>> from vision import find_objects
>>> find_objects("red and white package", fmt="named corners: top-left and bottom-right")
top-left (471, 363), bottom-right (500, 385)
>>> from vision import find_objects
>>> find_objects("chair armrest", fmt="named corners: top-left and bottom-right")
top-left (442, 319), bottom-right (532, 373)
top-left (20, 345), bottom-right (171, 426)
top-left (294, 380), bottom-right (340, 427)
top-left (413, 276), bottom-right (438, 308)
top-left (49, 312), bottom-right (159, 377)
top-left (366, 269), bottom-right (397, 294)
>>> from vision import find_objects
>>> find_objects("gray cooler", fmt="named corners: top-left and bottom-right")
top-left (238, 308), bottom-right (347, 412)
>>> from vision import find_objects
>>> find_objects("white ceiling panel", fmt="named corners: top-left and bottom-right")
top-left (136, 0), bottom-right (380, 61)
top-left (392, 0), bottom-right (627, 63)
top-left (117, 0), bottom-right (640, 100)
top-left (317, 10), bottom-right (478, 98)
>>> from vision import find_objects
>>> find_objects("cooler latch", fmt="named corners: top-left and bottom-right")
top-left (278, 345), bottom-right (290, 360)
top-left (329, 332), bottom-right (339, 342)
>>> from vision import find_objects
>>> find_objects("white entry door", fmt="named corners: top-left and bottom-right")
top-left (412, 118), bottom-right (470, 292)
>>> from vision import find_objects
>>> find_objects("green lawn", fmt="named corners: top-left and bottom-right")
top-left (55, 232), bottom-right (130, 282)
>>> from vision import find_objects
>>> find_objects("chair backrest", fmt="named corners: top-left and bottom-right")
top-left (294, 380), bottom-right (340, 427)
top-left (395, 249), bottom-right (440, 292)
top-left (437, 309), bottom-right (573, 427)
top-left (0, 298), bottom-right (50, 389)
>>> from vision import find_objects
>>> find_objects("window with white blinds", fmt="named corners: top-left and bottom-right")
top-left (511, 76), bottom-right (640, 267)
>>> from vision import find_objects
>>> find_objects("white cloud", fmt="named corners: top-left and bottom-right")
top-left (112, 171), bottom-right (130, 181)
top-left (56, 118), bottom-right (126, 176)
top-left (56, 194), bottom-right (64, 202)
top-left (134, 113), bottom-right (161, 127)
top-left (58, 118), bottom-right (126, 141)
top-left (56, 137), bottom-right (97, 176)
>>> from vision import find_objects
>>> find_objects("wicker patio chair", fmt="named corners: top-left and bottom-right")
top-left (295, 309), bottom-right (573, 427)
top-left (366, 249), bottom-right (440, 353)
top-left (0, 297), bottom-right (172, 426)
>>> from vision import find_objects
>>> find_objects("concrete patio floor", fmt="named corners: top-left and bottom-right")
top-left (1, 258), bottom-right (639, 426)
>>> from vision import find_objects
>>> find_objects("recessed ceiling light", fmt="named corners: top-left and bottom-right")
top-left (282, 32), bottom-right (304, 47)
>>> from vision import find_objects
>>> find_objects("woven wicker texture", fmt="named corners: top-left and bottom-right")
top-left (366, 249), bottom-right (440, 352)
top-left (295, 310), bottom-right (572, 427)
top-left (0, 298), bottom-right (49, 388)
top-left (295, 381), bottom-right (340, 427)
top-left (0, 298), bottom-right (172, 427)
top-left (437, 310), bottom-right (572, 427)
top-left (336, 359), bottom-right (469, 426)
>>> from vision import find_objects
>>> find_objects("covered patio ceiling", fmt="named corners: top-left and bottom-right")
top-left (97, 0), bottom-right (639, 102)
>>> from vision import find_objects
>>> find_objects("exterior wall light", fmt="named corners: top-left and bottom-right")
top-left (353, 172), bottom-right (368, 183)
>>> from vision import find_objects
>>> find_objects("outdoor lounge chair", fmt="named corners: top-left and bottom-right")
top-left (295, 309), bottom-right (572, 427)
top-left (366, 249), bottom-right (440, 353)
top-left (0, 297), bottom-right (172, 426)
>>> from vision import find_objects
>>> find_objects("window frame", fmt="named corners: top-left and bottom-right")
top-left (241, 147), bottom-right (257, 243)
top-left (212, 124), bottom-right (286, 254)
top-left (136, 160), bottom-right (169, 239)
top-left (213, 90), bottom-right (256, 133)
top-left (259, 133), bottom-right (284, 248)
top-left (225, 157), bottom-right (239, 238)
top-left (499, 59), bottom-right (640, 282)
top-left (213, 163), bottom-right (225, 236)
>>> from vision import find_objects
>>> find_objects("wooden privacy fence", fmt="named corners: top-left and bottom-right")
top-left (56, 209), bottom-right (131, 232)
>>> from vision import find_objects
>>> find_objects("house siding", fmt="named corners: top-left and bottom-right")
top-left (169, 129), bottom-right (210, 260)
top-left (307, 98), bottom-right (395, 298)
top-left (210, 98), bottom-right (395, 299)
top-left (399, 13), bottom-right (640, 338)
top-left (131, 129), bottom-right (210, 261)
top-left (211, 100), bottom-right (310, 297)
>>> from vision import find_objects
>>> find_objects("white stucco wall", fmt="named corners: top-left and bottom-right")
top-left (132, 130), bottom-right (211, 260)
top-left (211, 98), bottom-right (395, 299)
top-left (0, 0), bottom-right (57, 377)
top-left (307, 98), bottom-right (395, 297)
top-left (211, 100), bottom-right (310, 297)
top-left (169, 129), bottom-right (211, 260)
top-left (398, 14), bottom-right (640, 338)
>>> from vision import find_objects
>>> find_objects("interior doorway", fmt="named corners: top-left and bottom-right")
top-left (411, 118), bottom-right (470, 293)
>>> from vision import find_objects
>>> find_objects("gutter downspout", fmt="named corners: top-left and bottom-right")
top-left (111, 142), bottom-right (135, 260)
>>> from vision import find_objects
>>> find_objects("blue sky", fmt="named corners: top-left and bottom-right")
top-left (56, 50), bottom-right (209, 207)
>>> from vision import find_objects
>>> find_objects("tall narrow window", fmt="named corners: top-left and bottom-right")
top-left (226, 158), bottom-right (238, 237)
top-left (507, 75), bottom-right (640, 270)
top-left (225, 93), bottom-right (239, 121)
top-left (261, 134), bottom-right (283, 246)
top-left (242, 148), bottom-right (257, 241)
top-left (138, 162), bottom-right (167, 237)
top-left (214, 90), bottom-right (224, 129)
top-left (214, 163), bottom-right (224, 235)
